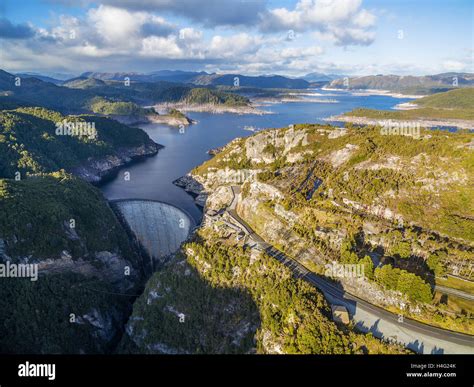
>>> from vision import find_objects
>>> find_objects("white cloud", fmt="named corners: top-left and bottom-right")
top-left (261, 0), bottom-right (376, 46)
top-left (89, 6), bottom-right (143, 45)
top-left (208, 33), bottom-right (262, 58)
top-left (353, 9), bottom-right (376, 28)
top-left (280, 46), bottom-right (324, 59)
top-left (96, 0), bottom-right (266, 27)
top-left (442, 60), bottom-right (470, 72)
top-left (140, 36), bottom-right (183, 58)
top-left (88, 5), bottom-right (175, 48)
top-left (312, 26), bottom-right (375, 46)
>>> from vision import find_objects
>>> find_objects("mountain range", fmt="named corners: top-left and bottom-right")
top-left (12, 69), bottom-right (474, 94)
top-left (328, 73), bottom-right (474, 94)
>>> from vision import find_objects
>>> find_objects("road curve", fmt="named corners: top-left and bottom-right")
top-left (227, 186), bottom-right (474, 354)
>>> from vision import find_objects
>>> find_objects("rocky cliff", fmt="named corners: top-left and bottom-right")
top-left (185, 122), bottom-right (473, 334)
top-left (71, 142), bottom-right (161, 183)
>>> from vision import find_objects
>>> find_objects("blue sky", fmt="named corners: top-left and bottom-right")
top-left (0, 0), bottom-right (472, 77)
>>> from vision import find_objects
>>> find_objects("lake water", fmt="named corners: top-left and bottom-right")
top-left (100, 89), bottom-right (412, 223)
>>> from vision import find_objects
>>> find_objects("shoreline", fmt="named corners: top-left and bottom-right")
top-left (252, 96), bottom-right (339, 104)
top-left (154, 102), bottom-right (271, 115)
top-left (73, 141), bottom-right (163, 185)
top-left (321, 87), bottom-right (424, 99)
top-left (109, 113), bottom-right (195, 127)
top-left (146, 113), bottom-right (195, 127)
top-left (325, 114), bottom-right (474, 130)
top-left (393, 102), bottom-right (419, 110)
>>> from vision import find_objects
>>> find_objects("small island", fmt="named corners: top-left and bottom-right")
top-left (147, 108), bottom-right (195, 127)
top-left (88, 97), bottom-right (195, 127)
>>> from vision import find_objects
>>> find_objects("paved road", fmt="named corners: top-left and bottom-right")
top-left (227, 186), bottom-right (474, 354)
top-left (434, 285), bottom-right (474, 301)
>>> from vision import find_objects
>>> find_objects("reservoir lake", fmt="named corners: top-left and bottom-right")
top-left (99, 89), bottom-right (412, 222)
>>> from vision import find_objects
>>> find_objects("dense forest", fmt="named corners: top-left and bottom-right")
top-left (0, 171), bottom-right (138, 260)
top-left (0, 107), bottom-right (155, 179)
top-left (0, 172), bottom-right (145, 354)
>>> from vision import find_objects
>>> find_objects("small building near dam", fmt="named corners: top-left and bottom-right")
top-left (331, 305), bottom-right (350, 325)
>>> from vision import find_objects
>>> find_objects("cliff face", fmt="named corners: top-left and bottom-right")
top-left (71, 142), bottom-right (161, 183)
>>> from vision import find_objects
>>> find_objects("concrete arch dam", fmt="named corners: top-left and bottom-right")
top-left (113, 199), bottom-right (195, 264)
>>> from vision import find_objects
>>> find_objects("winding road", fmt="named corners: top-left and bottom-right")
top-left (226, 186), bottom-right (474, 354)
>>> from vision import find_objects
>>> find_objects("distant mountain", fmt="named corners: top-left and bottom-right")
top-left (78, 70), bottom-right (207, 84)
top-left (79, 71), bottom-right (147, 82)
top-left (0, 69), bottom-right (93, 112)
top-left (0, 69), bottom-right (250, 112)
top-left (15, 73), bottom-right (65, 85)
top-left (302, 72), bottom-right (344, 83)
top-left (148, 70), bottom-right (209, 83)
top-left (79, 70), bottom-right (310, 89)
top-left (192, 73), bottom-right (309, 89)
top-left (62, 76), bottom-right (107, 89)
top-left (327, 73), bottom-right (474, 95)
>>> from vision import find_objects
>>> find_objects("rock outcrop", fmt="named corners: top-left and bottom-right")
top-left (72, 142), bottom-right (161, 183)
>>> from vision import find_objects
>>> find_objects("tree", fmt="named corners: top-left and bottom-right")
top-left (360, 255), bottom-right (374, 280)
top-left (374, 264), bottom-right (400, 290)
top-left (391, 241), bottom-right (412, 259)
top-left (427, 251), bottom-right (447, 277)
top-left (375, 264), bottom-right (432, 304)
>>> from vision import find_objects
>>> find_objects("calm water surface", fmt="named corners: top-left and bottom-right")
top-left (100, 89), bottom-right (412, 222)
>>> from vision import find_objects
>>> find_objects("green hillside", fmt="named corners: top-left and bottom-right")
top-left (417, 87), bottom-right (474, 109)
top-left (0, 172), bottom-right (145, 353)
top-left (328, 73), bottom-right (474, 95)
top-left (88, 97), bottom-right (153, 116)
top-left (181, 87), bottom-right (249, 105)
top-left (0, 107), bottom-right (155, 179)
top-left (0, 172), bottom-right (137, 259)
top-left (190, 123), bottom-right (474, 333)
top-left (63, 77), bottom-right (107, 89)
top-left (0, 70), bottom-right (250, 113)
top-left (344, 88), bottom-right (474, 121)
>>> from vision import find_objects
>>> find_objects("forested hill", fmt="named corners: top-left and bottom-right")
top-left (0, 102), bottom-right (158, 353)
top-left (0, 107), bottom-right (159, 179)
top-left (328, 73), bottom-right (474, 95)
top-left (342, 87), bottom-right (474, 121)
top-left (416, 87), bottom-right (474, 109)
top-left (0, 172), bottom-right (146, 354)
top-left (191, 73), bottom-right (309, 89)
top-left (0, 69), bottom-right (249, 113)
